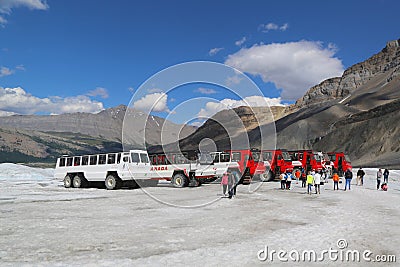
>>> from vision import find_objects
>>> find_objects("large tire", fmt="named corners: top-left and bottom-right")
top-left (72, 175), bottom-right (84, 188)
top-left (266, 170), bottom-right (275, 182)
top-left (63, 175), bottom-right (72, 188)
top-left (105, 174), bottom-right (121, 190)
top-left (172, 173), bottom-right (187, 188)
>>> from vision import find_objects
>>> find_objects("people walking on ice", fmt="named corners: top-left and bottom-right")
top-left (221, 172), bottom-right (228, 196)
top-left (228, 172), bottom-right (236, 199)
top-left (306, 171), bottom-right (314, 195)
top-left (332, 172), bottom-right (340, 190)
top-left (377, 168), bottom-right (382, 190)
top-left (383, 168), bottom-right (389, 184)
top-left (314, 170), bottom-right (321, 194)
top-left (280, 172), bottom-right (286, 190)
top-left (285, 170), bottom-right (292, 190)
top-left (357, 167), bottom-right (365, 186)
top-left (344, 168), bottom-right (353, 191)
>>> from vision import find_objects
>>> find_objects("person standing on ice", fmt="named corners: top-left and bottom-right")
top-left (344, 169), bottom-right (353, 191)
top-left (221, 172), bottom-right (228, 196)
top-left (228, 172), bottom-right (236, 199)
top-left (285, 170), bottom-right (292, 190)
top-left (280, 172), bottom-right (286, 190)
top-left (383, 169), bottom-right (389, 184)
top-left (357, 167), bottom-right (365, 186)
top-left (377, 168), bottom-right (383, 190)
top-left (306, 171), bottom-right (314, 195)
top-left (314, 170), bottom-right (321, 194)
top-left (301, 169), bottom-right (306, 188)
top-left (332, 172), bottom-right (340, 190)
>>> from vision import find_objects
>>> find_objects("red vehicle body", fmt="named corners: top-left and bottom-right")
top-left (327, 152), bottom-right (352, 176)
top-left (288, 150), bottom-right (324, 174)
top-left (224, 149), bottom-right (266, 184)
top-left (257, 149), bottom-right (294, 181)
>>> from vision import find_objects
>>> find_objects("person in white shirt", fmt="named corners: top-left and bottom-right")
top-left (314, 170), bottom-right (322, 194)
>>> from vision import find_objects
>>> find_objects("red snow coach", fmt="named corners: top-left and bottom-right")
top-left (288, 150), bottom-right (324, 174)
top-left (327, 152), bottom-right (352, 176)
top-left (224, 149), bottom-right (266, 184)
top-left (259, 149), bottom-right (294, 181)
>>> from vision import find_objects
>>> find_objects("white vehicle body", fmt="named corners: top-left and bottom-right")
top-left (210, 152), bottom-right (240, 178)
top-left (54, 150), bottom-right (152, 182)
top-left (291, 160), bottom-right (303, 169)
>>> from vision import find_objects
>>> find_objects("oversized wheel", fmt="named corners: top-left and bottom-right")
top-left (265, 170), bottom-right (275, 182)
top-left (172, 173), bottom-right (187, 188)
top-left (63, 175), bottom-right (72, 188)
top-left (72, 175), bottom-right (84, 188)
top-left (260, 172), bottom-right (269, 182)
top-left (105, 174), bottom-right (121, 190)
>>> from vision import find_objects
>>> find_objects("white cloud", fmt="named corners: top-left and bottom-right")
top-left (133, 92), bottom-right (170, 113)
top-left (225, 74), bottom-right (243, 86)
top-left (235, 37), bottom-right (247, 46)
top-left (0, 0), bottom-right (48, 26)
top-left (259, 22), bottom-right (289, 33)
top-left (15, 64), bottom-right (25, 71)
top-left (209, 47), bottom-right (224, 56)
top-left (225, 40), bottom-right (344, 100)
top-left (0, 66), bottom-right (14, 77)
top-left (198, 96), bottom-right (285, 118)
top-left (87, 87), bottom-right (109, 99)
top-left (147, 88), bottom-right (164, 93)
top-left (195, 87), bottom-right (217, 95)
top-left (0, 87), bottom-right (104, 115)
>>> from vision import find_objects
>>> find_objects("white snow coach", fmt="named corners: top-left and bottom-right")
top-left (55, 150), bottom-right (154, 190)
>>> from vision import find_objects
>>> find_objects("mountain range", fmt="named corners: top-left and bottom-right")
top-left (1, 39), bottom-right (399, 168)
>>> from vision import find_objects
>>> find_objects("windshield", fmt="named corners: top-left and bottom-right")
top-left (220, 153), bottom-right (230, 162)
top-left (328, 154), bottom-right (336, 161)
top-left (282, 152), bottom-right (291, 161)
top-left (252, 152), bottom-right (261, 162)
top-left (313, 152), bottom-right (323, 162)
top-left (262, 152), bottom-right (273, 161)
top-left (345, 155), bottom-right (351, 162)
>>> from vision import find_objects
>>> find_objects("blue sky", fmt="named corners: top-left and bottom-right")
top-left (0, 0), bottom-right (399, 124)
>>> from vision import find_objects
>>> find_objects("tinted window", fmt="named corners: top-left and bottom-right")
top-left (74, 157), bottom-right (81, 166)
top-left (131, 153), bottom-right (140, 163)
top-left (221, 153), bottom-right (230, 162)
top-left (107, 153), bottom-right (116, 164)
top-left (66, 157), bottom-right (73, 166)
top-left (98, 155), bottom-right (106, 165)
top-left (231, 152), bottom-right (241, 162)
top-left (90, 155), bottom-right (97, 165)
top-left (59, 158), bottom-right (66, 167)
top-left (140, 153), bottom-right (149, 163)
top-left (211, 153), bottom-right (220, 163)
top-left (82, 156), bottom-right (89, 165)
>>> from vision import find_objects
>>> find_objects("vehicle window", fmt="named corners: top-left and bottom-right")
top-left (329, 154), bottom-right (336, 161)
top-left (140, 153), bottom-right (149, 163)
top-left (98, 155), bottom-right (106, 165)
top-left (107, 153), bottom-right (116, 164)
top-left (198, 153), bottom-right (213, 164)
top-left (252, 152), bottom-right (260, 162)
top-left (82, 156), bottom-right (89, 165)
top-left (277, 155), bottom-right (282, 160)
top-left (282, 152), bottom-right (291, 161)
top-left (212, 153), bottom-right (220, 163)
top-left (74, 157), bottom-right (81, 166)
top-left (66, 157), bottom-right (73, 166)
top-left (117, 153), bottom-right (121, 164)
top-left (59, 158), bottom-right (66, 167)
top-left (231, 152), bottom-right (241, 162)
top-left (90, 155), bottom-right (97, 165)
top-left (123, 156), bottom-right (130, 163)
top-left (131, 153), bottom-right (140, 163)
top-left (221, 153), bottom-right (230, 162)
top-left (262, 152), bottom-right (272, 161)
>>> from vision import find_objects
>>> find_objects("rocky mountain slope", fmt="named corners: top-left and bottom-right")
top-left (170, 39), bottom-right (400, 167)
top-left (0, 105), bottom-right (196, 164)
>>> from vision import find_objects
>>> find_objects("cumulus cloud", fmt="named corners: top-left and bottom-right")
top-left (209, 47), bottom-right (224, 56)
top-left (0, 66), bottom-right (14, 77)
top-left (87, 87), bottom-right (109, 99)
top-left (225, 41), bottom-right (344, 100)
top-left (133, 92), bottom-right (170, 113)
top-left (195, 87), bottom-right (217, 95)
top-left (0, 0), bottom-right (48, 26)
top-left (0, 87), bottom-right (104, 115)
top-left (235, 37), bottom-right (247, 46)
top-left (198, 96), bottom-right (284, 118)
top-left (258, 22), bottom-right (289, 32)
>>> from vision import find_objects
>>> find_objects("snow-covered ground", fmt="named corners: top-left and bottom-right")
top-left (0, 164), bottom-right (399, 266)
